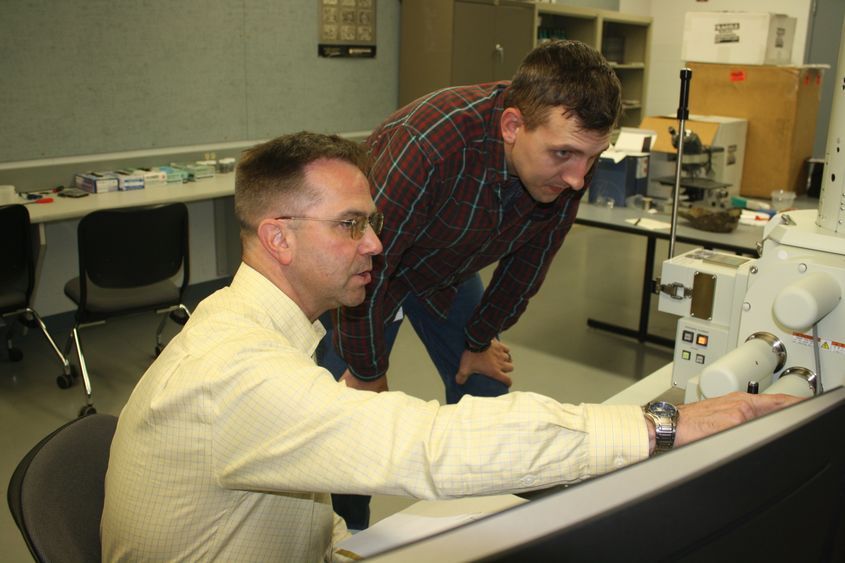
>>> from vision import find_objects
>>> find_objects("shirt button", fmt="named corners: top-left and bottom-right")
top-left (613, 456), bottom-right (626, 468)
top-left (519, 475), bottom-right (536, 487)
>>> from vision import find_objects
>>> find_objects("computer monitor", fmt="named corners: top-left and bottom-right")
top-left (367, 387), bottom-right (845, 562)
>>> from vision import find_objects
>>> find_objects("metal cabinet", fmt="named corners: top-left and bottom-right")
top-left (399, 0), bottom-right (534, 107)
top-left (399, 1), bottom-right (652, 129)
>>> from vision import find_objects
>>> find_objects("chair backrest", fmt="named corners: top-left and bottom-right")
top-left (0, 204), bottom-right (35, 306)
top-left (7, 414), bottom-right (118, 563)
top-left (78, 202), bottom-right (190, 291)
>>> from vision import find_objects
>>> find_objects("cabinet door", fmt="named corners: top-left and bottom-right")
top-left (399, 0), bottom-right (456, 106)
top-left (452, 0), bottom-right (535, 86)
top-left (451, 0), bottom-right (497, 86)
top-left (493, 3), bottom-right (535, 81)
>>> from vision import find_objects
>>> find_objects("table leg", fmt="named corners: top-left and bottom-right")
top-left (586, 234), bottom-right (674, 348)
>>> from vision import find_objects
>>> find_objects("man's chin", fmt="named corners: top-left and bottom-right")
top-left (342, 292), bottom-right (367, 308)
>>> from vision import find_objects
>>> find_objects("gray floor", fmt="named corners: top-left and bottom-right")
top-left (0, 223), bottom-right (686, 561)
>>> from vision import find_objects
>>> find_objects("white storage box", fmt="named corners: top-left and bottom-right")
top-left (682, 12), bottom-right (796, 65)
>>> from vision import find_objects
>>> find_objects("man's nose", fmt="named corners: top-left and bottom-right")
top-left (359, 227), bottom-right (383, 255)
top-left (560, 158), bottom-right (592, 191)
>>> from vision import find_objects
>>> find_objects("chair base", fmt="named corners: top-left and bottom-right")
top-left (66, 303), bottom-right (192, 413)
top-left (3, 308), bottom-right (73, 375)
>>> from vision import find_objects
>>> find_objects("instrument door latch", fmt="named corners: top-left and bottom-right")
top-left (657, 279), bottom-right (692, 300)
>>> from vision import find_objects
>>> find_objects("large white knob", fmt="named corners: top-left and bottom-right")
top-left (700, 334), bottom-right (785, 398)
top-left (765, 367), bottom-right (817, 398)
top-left (773, 272), bottom-right (841, 331)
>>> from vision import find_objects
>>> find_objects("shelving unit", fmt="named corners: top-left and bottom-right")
top-left (534, 4), bottom-right (652, 128)
top-left (535, 4), bottom-right (598, 45)
top-left (399, 1), bottom-right (652, 128)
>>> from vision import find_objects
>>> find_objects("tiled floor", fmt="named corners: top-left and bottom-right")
top-left (1, 223), bottom-right (682, 561)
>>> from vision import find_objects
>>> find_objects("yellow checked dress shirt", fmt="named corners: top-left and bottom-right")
top-left (101, 264), bottom-right (649, 562)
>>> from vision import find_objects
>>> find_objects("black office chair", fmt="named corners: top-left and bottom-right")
top-left (7, 413), bottom-right (118, 563)
top-left (64, 203), bottom-right (191, 416)
top-left (0, 204), bottom-right (75, 380)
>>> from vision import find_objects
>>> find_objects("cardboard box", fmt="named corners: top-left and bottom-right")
top-left (590, 153), bottom-right (649, 207)
top-left (133, 168), bottom-right (168, 187)
top-left (682, 12), bottom-right (796, 66)
top-left (154, 166), bottom-right (189, 183)
top-left (75, 172), bottom-right (119, 194)
top-left (639, 114), bottom-right (747, 197)
top-left (114, 170), bottom-right (145, 191)
top-left (589, 128), bottom-right (653, 207)
top-left (686, 63), bottom-right (824, 197)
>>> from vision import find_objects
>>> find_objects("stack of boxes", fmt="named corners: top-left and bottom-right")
top-left (74, 162), bottom-right (220, 194)
top-left (678, 11), bottom-right (823, 198)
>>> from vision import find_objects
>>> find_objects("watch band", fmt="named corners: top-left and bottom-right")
top-left (644, 401), bottom-right (679, 454)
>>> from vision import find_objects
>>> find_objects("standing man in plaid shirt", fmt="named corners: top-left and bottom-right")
top-left (319, 40), bottom-right (620, 528)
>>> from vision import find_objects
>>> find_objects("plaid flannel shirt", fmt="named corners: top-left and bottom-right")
top-left (335, 82), bottom-right (586, 380)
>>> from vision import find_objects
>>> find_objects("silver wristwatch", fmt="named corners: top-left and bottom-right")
top-left (643, 401), bottom-right (679, 454)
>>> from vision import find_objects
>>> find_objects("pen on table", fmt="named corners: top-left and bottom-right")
top-left (22, 197), bottom-right (54, 205)
top-left (634, 217), bottom-right (641, 226)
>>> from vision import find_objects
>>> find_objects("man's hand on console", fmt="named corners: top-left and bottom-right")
top-left (644, 392), bottom-right (803, 455)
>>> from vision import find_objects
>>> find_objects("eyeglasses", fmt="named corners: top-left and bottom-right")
top-left (275, 211), bottom-right (384, 240)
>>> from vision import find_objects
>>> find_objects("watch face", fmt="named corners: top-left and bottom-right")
top-left (648, 401), bottom-right (678, 418)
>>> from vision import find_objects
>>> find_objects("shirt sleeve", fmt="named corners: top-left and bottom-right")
top-left (210, 339), bottom-right (650, 500)
top-left (334, 126), bottom-right (435, 381)
top-left (464, 191), bottom-right (583, 352)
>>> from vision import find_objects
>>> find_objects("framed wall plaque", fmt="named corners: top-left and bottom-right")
top-left (318, 0), bottom-right (376, 58)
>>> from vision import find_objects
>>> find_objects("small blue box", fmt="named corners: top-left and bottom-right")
top-left (589, 153), bottom-right (649, 207)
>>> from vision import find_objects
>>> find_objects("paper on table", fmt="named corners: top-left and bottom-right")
top-left (335, 495), bottom-right (527, 559)
top-left (625, 217), bottom-right (671, 230)
top-left (613, 128), bottom-right (657, 153)
top-left (739, 209), bottom-right (771, 226)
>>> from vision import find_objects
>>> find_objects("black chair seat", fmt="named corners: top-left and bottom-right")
top-left (64, 277), bottom-right (180, 317)
top-left (0, 270), bottom-right (28, 313)
top-left (0, 289), bottom-right (27, 311)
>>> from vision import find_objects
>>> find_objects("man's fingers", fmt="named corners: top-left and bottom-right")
top-left (748, 393), bottom-right (804, 416)
top-left (495, 372), bottom-right (513, 387)
top-left (455, 370), bottom-right (513, 387)
top-left (675, 392), bottom-right (803, 447)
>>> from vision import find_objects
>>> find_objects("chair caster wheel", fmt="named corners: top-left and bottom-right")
top-left (169, 309), bottom-right (189, 326)
top-left (79, 405), bottom-right (97, 417)
top-left (18, 313), bottom-right (38, 329)
top-left (56, 365), bottom-right (79, 389)
top-left (8, 347), bottom-right (23, 362)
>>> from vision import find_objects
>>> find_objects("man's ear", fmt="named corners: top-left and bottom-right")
top-left (257, 218), bottom-right (293, 265)
top-left (500, 107), bottom-right (524, 144)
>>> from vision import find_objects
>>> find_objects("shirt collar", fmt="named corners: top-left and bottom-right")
top-left (485, 83), bottom-right (513, 184)
top-left (230, 263), bottom-right (326, 358)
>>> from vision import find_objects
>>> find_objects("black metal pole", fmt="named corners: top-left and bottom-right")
top-left (669, 68), bottom-right (692, 260)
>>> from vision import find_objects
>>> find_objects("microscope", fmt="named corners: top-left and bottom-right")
top-left (658, 125), bottom-right (732, 209)
top-left (656, 22), bottom-right (845, 403)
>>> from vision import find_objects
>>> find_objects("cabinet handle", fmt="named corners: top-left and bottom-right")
top-left (495, 43), bottom-right (504, 63)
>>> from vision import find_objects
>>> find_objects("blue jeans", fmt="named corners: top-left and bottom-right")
top-left (317, 274), bottom-right (509, 529)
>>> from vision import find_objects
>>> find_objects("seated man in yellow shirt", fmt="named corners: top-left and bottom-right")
top-left (100, 132), bottom-right (798, 562)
